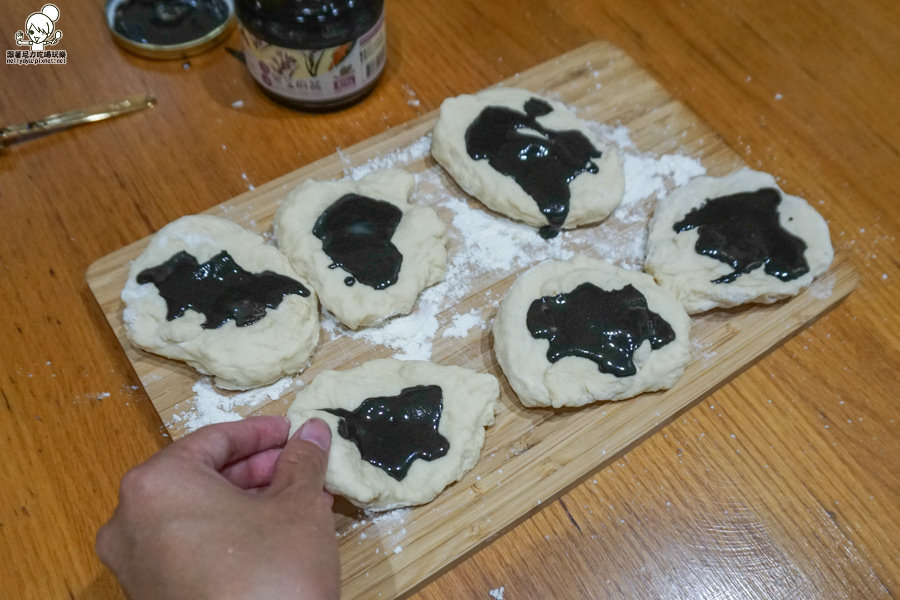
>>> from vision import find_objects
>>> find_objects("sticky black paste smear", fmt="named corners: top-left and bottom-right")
top-left (673, 187), bottom-right (809, 284)
top-left (136, 250), bottom-right (309, 328)
top-left (526, 282), bottom-right (675, 377)
top-left (313, 193), bottom-right (404, 289)
top-left (323, 385), bottom-right (449, 481)
top-left (465, 97), bottom-right (602, 239)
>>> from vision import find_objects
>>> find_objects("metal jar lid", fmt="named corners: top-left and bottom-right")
top-left (105, 0), bottom-right (235, 60)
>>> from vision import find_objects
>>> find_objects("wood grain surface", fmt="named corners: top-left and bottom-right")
top-left (85, 41), bottom-right (860, 598)
top-left (2, 1), bottom-right (898, 599)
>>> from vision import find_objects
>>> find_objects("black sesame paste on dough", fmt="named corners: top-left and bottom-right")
top-left (136, 250), bottom-right (310, 329)
top-left (526, 283), bottom-right (675, 378)
top-left (673, 187), bottom-right (809, 284)
top-left (465, 97), bottom-right (603, 239)
top-left (313, 193), bottom-right (404, 289)
top-left (323, 385), bottom-right (450, 481)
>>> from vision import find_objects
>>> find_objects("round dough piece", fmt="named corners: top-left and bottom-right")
top-left (431, 87), bottom-right (624, 237)
top-left (287, 359), bottom-right (499, 510)
top-left (275, 169), bottom-right (448, 329)
top-left (121, 215), bottom-right (319, 390)
top-left (645, 168), bottom-right (834, 314)
top-left (493, 255), bottom-right (691, 408)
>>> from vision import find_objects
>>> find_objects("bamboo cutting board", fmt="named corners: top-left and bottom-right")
top-left (86, 41), bottom-right (858, 599)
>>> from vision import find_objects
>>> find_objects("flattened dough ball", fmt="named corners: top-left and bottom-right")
top-left (287, 359), bottom-right (499, 510)
top-left (432, 87), bottom-right (624, 238)
top-left (275, 169), bottom-right (448, 329)
top-left (493, 255), bottom-right (691, 408)
top-left (121, 215), bottom-right (319, 390)
top-left (645, 168), bottom-right (834, 313)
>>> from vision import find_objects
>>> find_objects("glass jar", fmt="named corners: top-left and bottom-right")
top-left (236, 0), bottom-right (386, 110)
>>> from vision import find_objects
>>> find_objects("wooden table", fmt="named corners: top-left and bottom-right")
top-left (2, 1), bottom-right (898, 598)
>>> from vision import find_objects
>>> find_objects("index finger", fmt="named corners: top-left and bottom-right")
top-left (166, 415), bottom-right (291, 472)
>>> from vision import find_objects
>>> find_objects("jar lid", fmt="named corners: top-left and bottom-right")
top-left (106, 0), bottom-right (235, 60)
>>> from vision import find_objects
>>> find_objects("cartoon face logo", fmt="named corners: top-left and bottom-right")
top-left (15, 4), bottom-right (63, 51)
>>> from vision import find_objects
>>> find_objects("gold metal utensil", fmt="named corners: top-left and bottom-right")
top-left (0, 93), bottom-right (156, 146)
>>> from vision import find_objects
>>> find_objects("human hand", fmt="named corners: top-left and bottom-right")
top-left (96, 416), bottom-right (340, 600)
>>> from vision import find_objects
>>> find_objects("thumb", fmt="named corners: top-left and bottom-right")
top-left (267, 418), bottom-right (332, 497)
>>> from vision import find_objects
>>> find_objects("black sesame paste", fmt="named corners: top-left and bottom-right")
top-left (313, 193), bottom-right (403, 289)
top-left (465, 97), bottom-right (603, 239)
top-left (136, 250), bottom-right (309, 329)
top-left (526, 282), bottom-right (675, 377)
top-left (673, 187), bottom-right (809, 284)
top-left (323, 385), bottom-right (449, 481)
top-left (113, 0), bottom-right (231, 46)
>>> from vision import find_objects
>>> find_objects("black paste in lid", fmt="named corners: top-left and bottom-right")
top-left (136, 250), bottom-right (310, 329)
top-left (112, 0), bottom-right (231, 46)
top-left (323, 385), bottom-right (449, 481)
top-left (673, 187), bottom-right (809, 284)
top-left (465, 97), bottom-right (603, 239)
top-left (313, 193), bottom-right (403, 290)
top-left (526, 282), bottom-right (676, 378)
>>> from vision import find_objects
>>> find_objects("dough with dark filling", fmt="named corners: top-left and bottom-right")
top-left (276, 170), bottom-right (447, 329)
top-left (493, 255), bottom-right (690, 408)
top-left (287, 359), bottom-right (498, 510)
top-left (432, 87), bottom-right (624, 235)
top-left (645, 168), bottom-right (833, 313)
top-left (121, 215), bottom-right (319, 390)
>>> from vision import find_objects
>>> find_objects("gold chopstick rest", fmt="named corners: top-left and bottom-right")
top-left (0, 93), bottom-right (156, 146)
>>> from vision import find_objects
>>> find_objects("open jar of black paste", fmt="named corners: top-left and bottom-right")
top-left (235, 0), bottom-right (386, 110)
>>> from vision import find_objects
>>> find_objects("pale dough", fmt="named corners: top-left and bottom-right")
top-left (493, 255), bottom-right (691, 408)
top-left (275, 169), bottom-right (448, 329)
top-left (287, 359), bottom-right (499, 510)
top-left (431, 87), bottom-right (624, 233)
top-left (121, 215), bottom-right (319, 390)
top-left (645, 168), bottom-right (834, 313)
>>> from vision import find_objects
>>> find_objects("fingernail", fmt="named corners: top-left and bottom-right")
top-left (296, 418), bottom-right (331, 452)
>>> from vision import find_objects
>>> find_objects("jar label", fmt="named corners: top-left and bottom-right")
top-left (241, 9), bottom-right (386, 103)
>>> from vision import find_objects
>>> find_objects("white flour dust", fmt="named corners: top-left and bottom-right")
top-left (171, 376), bottom-right (298, 432)
top-left (320, 126), bottom-right (705, 360)
top-left (443, 309), bottom-right (485, 339)
top-left (341, 135), bottom-right (432, 181)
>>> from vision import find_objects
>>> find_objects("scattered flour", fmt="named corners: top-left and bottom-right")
top-left (171, 376), bottom-right (298, 432)
top-left (808, 274), bottom-right (835, 299)
top-left (615, 151), bottom-right (706, 222)
top-left (489, 586), bottom-right (505, 600)
top-left (587, 121), bottom-right (635, 150)
top-left (403, 83), bottom-right (421, 108)
top-left (443, 309), bottom-right (484, 338)
top-left (691, 339), bottom-right (718, 362)
top-left (334, 287), bottom-right (441, 360)
top-left (343, 134), bottom-right (432, 181)
top-left (319, 126), bottom-right (706, 360)
top-left (365, 507), bottom-right (410, 524)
